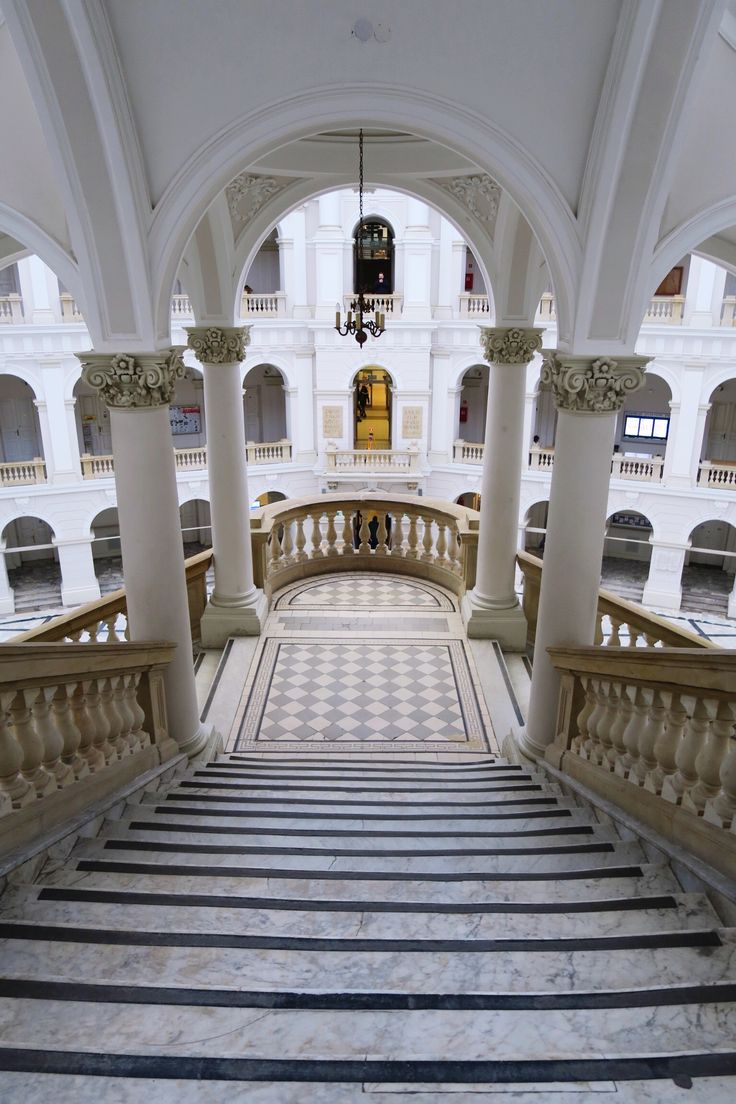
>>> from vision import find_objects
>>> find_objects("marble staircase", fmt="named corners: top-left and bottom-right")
top-left (0, 751), bottom-right (735, 1101)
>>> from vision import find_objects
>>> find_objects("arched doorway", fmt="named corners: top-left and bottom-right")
top-left (601, 510), bottom-right (653, 602)
top-left (614, 373), bottom-right (672, 477)
top-left (354, 219), bottom-right (394, 296)
top-left (701, 378), bottom-right (736, 476)
top-left (90, 507), bottom-right (123, 594)
top-left (354, 367), bottom-right (392, 449)
top-left (0, 375), bottom-right (45, 471)
top-left (243, 364), bottom-right (287, 443)
top-left (455, 491), bottom-right (481, 510)
top-left (683, 520), bottom-right (736, 617)
top-left (2, 516), bottom-right (60, 611)
top-left (74, 376), bottom-right (112, 457)
top-left (255, 491), bottom-right (287, 507)
top-left (179, 499), bottom-right (212, 555)
top-left (456, 365), bottom-right (488, 443)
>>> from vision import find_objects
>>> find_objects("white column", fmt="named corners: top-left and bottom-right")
top-left (35, 361), bottom-right (82, 483)
top-left (664, 361), bottom-right (708, 488)
top-left (642, 541), bottom-right (688, 610)
top-left (188, 327), bottom-right (267, 646)
top-left (79, 349), bottom-right (209, 757)
top-left (17, 256), bottom-right (58, 324)
top-left (684, 256), bottom-right (721, 328)
top-left (522, 352), bottom-right (649, 761)
top-left (288, 350), bottom-right (317, 462)
top-left (55, 537), bottom-right (101, 606)
top-left (0, 540), bottom-right (14, 614)
top-left (461, 328), bottom-right (542, 647)
top-left (435, 220), bottom-right (457, 319)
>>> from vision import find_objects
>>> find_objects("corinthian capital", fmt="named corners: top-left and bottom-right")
top-left (78, 350), bottom-right (185, 409)
top-left (186, 326), bottom-right (251, 365)
top-left (480, 327), bottom-right (543, 365)
top-left (541, 352), bottom-right (650, 414)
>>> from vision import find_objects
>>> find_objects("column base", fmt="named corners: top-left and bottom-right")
top-left (513, 724), bottom-right (549, 764)
top-left (177, 720), bottom-right (215, 759)
top-left (200, 590), bottom-right (269, 647)
top-left (641, 584), bottom-right (682, 611)
top-left (0, 591), bottom-right (15, 615)
top-left (61, 582), bottom-right (101, 607)
top-left (461, 591), bottom-right (527, 649)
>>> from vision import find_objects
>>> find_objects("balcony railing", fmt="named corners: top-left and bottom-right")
top-left (643, 295), bottom-right (685, 324)
top-left (171, 293), bottom-right (194, 320)
top-left (251, 492), bottom-right (479, 595)
top-left (241, 291), bottom-right (287, 317)
top-left (699, 460), bottom-right (736, 488)
top-left (453, 440), bottom-right (484, 464)
top-left (325, 446), bottom-right (418, 473)
top-left (59, 292), bottom-right (83, 322)
top-left (80, 442), bottom-right (291, 479)
top-left (611, 453), bottom-right (664, 482)
top-left (0, 457), bottom-right (46, 487)
top-left (528, 445), bottom-right (554, 470)
top-left (536, 292), bottom-right (556, 322)
top-left (0, 293), bottom-right (23, 324)
top-left (457, 293), bottom-right (490, 317)
top-left (342, 293), bottom-right (402, 317)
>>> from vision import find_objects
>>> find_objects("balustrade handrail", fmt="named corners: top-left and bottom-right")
top-left (517, 549), bottom-right (716, 651)
top-left (11, 549), bottom-right (213, 645)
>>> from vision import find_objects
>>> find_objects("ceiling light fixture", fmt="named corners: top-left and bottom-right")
top-left (335, 129), bottom-right (385, 346)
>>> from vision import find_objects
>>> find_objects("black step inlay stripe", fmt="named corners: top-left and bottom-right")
top-left (1, 1049), bottom-right (735, 1083)
top-left (152, 803), bottom-right (572, 822)
top-left (128, 820), bottom-right (593, 839)
top-left (178, 781), bottom-right (544, 796)
top-left (38, 887), bottom-right (680, 915)
top-left (74, 858), bottom-right (648, 882)
top-left (3, 978), bottom-right (735, 1011)
top-left (196, 768), bottom-right (523, 782)
top-left (225, 758), bottom-right (500, 771)
top-left (0, 921), bottom-right (720, 952)
top-left (164, 793), bottom-right (555, 808)
top-left (187, 778), bottom-right (532, 791)
top-left (101, 839), bottom-right (615, 858)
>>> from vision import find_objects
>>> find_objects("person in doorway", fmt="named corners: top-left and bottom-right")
top-left (373, 272), bottom-right (387, 294)
top-left (357, 382), bottom-right (369, 420)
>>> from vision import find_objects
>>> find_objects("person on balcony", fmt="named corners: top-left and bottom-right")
top-left (357, 383), bottom-right (369, 420)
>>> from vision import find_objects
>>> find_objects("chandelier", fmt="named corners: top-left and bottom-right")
top-left (334, 129), bottom-right (386, 345)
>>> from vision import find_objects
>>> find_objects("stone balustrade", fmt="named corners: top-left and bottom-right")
top-left (546, 645), bottom-right (736, 880)
top-left (517, 550), bottom-right (715, 651)
top-left (80, 453), bottom-right (115, 479)
top-left (611, 453), bottom-right (664, 482)
top-left (241, 291), bottom-right (288, 317)
top-left (642, 295), bottom-right (685, 324)
top-left (528, 445), bottom-right (554, 470)
top-left (453, 440), bottom-right (484, 464)
top-left (0, 457), bottom-right (46, 486)
top-left (0, 640), bottom-right (178, 859)
top-left (247, 439), bottom-right (292, 464)
top-left (171, 293), bottom-right (194, 320)
top-left (536, 292), bottom-right (556, 322)
top-left (12, 549), bottom-right (213, 646)
top-left (457, 293), bottom-right (490, 317)
top-left (325, 446), bottom-right (418, 472)
top-left (0, 294), bottom-right (23, 324)
top-left (251, 492), bottom-right (479, 594)
top-left (174, 446), bottom-right (209, 470)
top-left (699, 460), bottom-right (736, 488)
top-left (59, 292), bottom-right (83, 322)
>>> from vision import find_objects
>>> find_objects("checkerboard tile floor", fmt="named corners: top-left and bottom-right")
top-left (261, 642), bottom-right (464, 742)
top-left (275, 574), bottom-right (453, 610)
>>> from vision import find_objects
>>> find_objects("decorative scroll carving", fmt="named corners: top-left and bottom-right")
top-left (226, 173), bottom-right (295, 226)
top-left (480, 327), bottom-right (543, 365)
top-left (434, 174), bottom-right (501, 231)
top-left (187, 326), bottom-right (250, 365)
top-left (78, 351), bottom-right (185, 409)
top-left (541, 352), bottom-right (649, 414)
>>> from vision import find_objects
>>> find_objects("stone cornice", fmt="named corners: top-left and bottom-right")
top-left (541, 351), bottom-right (650, 414)
top-left (480, 327), bottom-right (543, 365)
top-left (187, 326), bottom-right (251, 365)
top-left (78, 350), bottom-right (185, 409)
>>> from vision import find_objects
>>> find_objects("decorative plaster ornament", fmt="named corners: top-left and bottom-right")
top-left (79, 350), bottom-right (186, 409)
top-left (434, 174), bottom-right (501, 231)
top-left (187, 326), bottom-right (250, 364)
top-left (541, 352), bottom-right (649, 414)
top-left (226, 173), bottom-right (294, 226)
top-left (480, 327), bottom-right (542, 365)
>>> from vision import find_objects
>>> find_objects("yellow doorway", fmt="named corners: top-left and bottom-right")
top-left (355, 368), bottom-right (391, 449)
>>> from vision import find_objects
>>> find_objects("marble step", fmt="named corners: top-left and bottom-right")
top-left (197, 766), bottom-right (520, 784)
top-left (0, 995), bottom-right (734, 1064)
top-left (98, 820), bottom-right (619, 852)
top-left (221, 754), bottom-right (504, 770)
top-left (181, 770), bottom-right (545, 792)
top-left (140, 792), bottom-right (569, 817)
top-left (39, 860), bottom-right (677, 902)
top-left (119, 806), bottom-right (601, 835)
top-left (3, 1072), bottom-right (736, 1104)
top-left (222, 752), bottom-right (503, 764)
top-left (69, 836), bottom-right (646, 875)
top-left (0, 889), bottom-right (719, 942)
top-left (164, 782), bottom-right (561, 807)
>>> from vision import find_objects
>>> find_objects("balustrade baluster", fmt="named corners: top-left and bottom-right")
top-left (270, 523), bottom-right (283, 570)
top-left (421, 515), bottom-right (434, 561)
top-left (310, 512), bottom-right (325, 558)
top-left (608, 618), bottom-right (623, 647)
top-left (594, 613), bottom-right (604, 646)
top-left (0, 689), bottom-right (34, 808)
top-left (626, 625), bottom-right (641, 648)
top-left (605, 682), bottom-right (630, 771)
top-left (86, 678), bottom-right (115, 763)
top-left (662, 697), bottom-right (709, 807)
top-left (685, 699), bottom-right (735, 815)
top-left (32, 685), bottom-right (74, 787)
top-left (325, 510), bottom-right (338, 557)
top-left (645, 692), bottom-right (687, 796)
top-left (340, 511), bottom-right (354, 556)
top-left (448, 522), bottom-right (459, 572)
top-left (572, 677), bottom-right (596, 755)
top-left (11, 689), bottom-right (56, 796)
top-left (282, 518), bottom-right (295, 563)
top-left (125, 673), bottom-right (150, 749)
top-left (406, 513), bottom-right (419, 558)
top-left (436, 522), bottom-right (448, 565)
top-left (294, 517), bottom-right (308, 561)
top-left (704, 715), bottom-right (736, 829)
top-left (392, 512), bottom-right (405, 557)
top-left (104, 615), bottom-right (121, 643)
top-left (123, 616), bottom-right (131, 642)
top-left (358, 513), bottom-right (371, 555)
top-left (52, 682), bottom-right (88, 779)
top-left (100, 677), bottom-right (126, 759)
top-left (112, 675), bottom-right (136, 755)
top-left (592, 681), bottom-right (617, 767)
top-left (632, 688), bottom-right (665, 785)
top-left (616, 685), bottom-right (647, 779)
top-left (582, 680), bottom-right (607, 762)
top-left (72, 680), bottom-right (105, 771)
top-left (375, 513), bottom-right (388, 556)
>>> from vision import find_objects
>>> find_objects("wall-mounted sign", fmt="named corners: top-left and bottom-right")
top-left (322, 405), bottom-right (343, 438)
top-left (401, 406), bottom-right (423, 438)
top-left (169, 405), bottom-right (201, 435)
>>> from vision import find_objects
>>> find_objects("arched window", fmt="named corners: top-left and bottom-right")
top-left (354, 220), bottom-right (394, 295)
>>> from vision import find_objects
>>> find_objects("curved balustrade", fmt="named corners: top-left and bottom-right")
top-left (547, 645), bottom-right (736, 880)
top-left (517, 550), bottom-right (715, 651)
top-left (251, 492), bottom-right (479, 595)
top-left (80, 442), bottom-right (291, 479)
top-left (247, 440), bottom-right (292, 464)
top-left (325, 447), bottom-right (418, 472)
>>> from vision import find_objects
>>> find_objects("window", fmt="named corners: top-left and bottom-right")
top-left (623, 414), bottom-right (669, 441)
